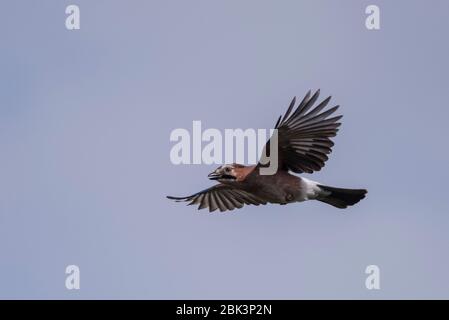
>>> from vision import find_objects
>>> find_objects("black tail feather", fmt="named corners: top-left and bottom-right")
top-left (317, 185), bottom-right (367, 209)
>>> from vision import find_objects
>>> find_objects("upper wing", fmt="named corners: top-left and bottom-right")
top-left (259, 89), bottom-right (342, 174)
top-left (167, 184), bottom-right (267, 212)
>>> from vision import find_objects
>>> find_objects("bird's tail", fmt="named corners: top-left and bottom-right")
top-left (317, 185), bottom-right (367, 209)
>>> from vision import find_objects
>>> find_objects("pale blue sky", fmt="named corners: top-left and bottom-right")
top-left (1, 0), bottom-right (448, 299)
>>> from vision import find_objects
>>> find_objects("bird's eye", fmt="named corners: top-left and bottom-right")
top-left (225, 167), bottom-right (231, 173)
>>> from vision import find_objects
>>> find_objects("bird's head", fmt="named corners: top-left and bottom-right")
top-left (208, 164), bottom-right (242, 182)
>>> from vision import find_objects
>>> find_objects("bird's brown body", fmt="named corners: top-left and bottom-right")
top-left (168, 90), bottom-right (367, 212)
top-left (223, 165), bottom-right (302, 204)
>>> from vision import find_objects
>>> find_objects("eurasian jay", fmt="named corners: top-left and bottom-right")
top-left (168, 90), bottom-right (367, 212)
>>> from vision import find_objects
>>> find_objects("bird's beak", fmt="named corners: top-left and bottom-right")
top-left (208, 170), bottom-right (221, 180)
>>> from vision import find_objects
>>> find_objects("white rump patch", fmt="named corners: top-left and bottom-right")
top-left (301, 177), bottom-right (322, 200)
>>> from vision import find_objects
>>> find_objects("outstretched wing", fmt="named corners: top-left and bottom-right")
top-left (259, 89), bottom-right (342, 174)
top-left (167, 184), bottom-right (267, 212)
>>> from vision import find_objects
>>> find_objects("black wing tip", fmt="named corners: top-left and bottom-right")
top-left (275, 115), bottom-right (282, 128)
top-left (311, 90), bottom-right (337, 103)
top-left (311, 89), bottom-right (320, 98)
top-left (167, 195), bottom-right (189, 202)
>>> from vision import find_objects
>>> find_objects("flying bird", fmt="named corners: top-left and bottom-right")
top-left (167, 90), bottom-right (367, 212)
